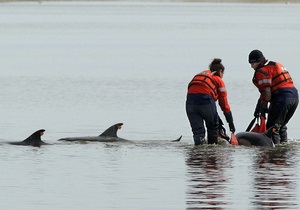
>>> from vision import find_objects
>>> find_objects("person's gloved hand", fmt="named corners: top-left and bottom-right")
top-left (254, 99), bottom-right (269, 117)
top-left (254, 109), bottom-right (260, 117)
top-left (224, 111), bottom-right (235, 133)
top-left (254, 99), bottom-right (261, 117)
top-left (260, 102), bottom-right (269, 116)
top-left (229, 121), bottom-right (236, 133)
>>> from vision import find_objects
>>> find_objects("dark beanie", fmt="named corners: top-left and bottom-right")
top-left (248, 50), bottom-right (265, 63)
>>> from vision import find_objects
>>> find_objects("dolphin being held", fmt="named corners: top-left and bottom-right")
top-left (58, 123), bottom-right (182, 142)
top-left (235, 127), bottom-right (275, 147)
top-left (9, 129), bottom-right (48, 147)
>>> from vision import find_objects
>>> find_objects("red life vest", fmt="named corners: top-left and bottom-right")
top-left (187, 70), bottom-right (231, 113)
top-left (252, 61), bottom-right (294, 94)
top-left (188, 70), bottom-right (218, 100)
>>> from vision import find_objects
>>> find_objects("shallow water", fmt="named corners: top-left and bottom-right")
top-left (0, 1), bottom-right (300, 209)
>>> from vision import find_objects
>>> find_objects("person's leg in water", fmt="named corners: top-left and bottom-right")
top-left (186, 103), bottom-right (206, 145)
top-left (267, 89), bottom-right (299, 144)
top-left (203, 102), bottom-right (218, 144)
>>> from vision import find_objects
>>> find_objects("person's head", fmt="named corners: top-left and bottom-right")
top-left (209, 58), bottom-right (225, 78)
top-left (248, 49), bottom-right (266, 70)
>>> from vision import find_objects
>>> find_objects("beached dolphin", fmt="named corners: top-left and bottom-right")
top-left (236, 127), bottom-right (275, 147)
top-left (58, 123), bottom-right (182, 142)
top-left (9, 129), bottom-right (48, 147)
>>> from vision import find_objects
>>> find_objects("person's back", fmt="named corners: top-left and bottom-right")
top-left (249, 49), bottom-right (298, 144)
top-left (188, 69), bottom-right (218, 100)
top-left (252, 60), bottom-right (295, 93)
top-left (186, 58), bottom-right (235, 145)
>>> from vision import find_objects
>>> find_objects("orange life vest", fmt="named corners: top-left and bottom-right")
top-left (187, 70), bottom-right (231, 113)
top-left (252, 61), bottom-right (294, 93)
top-left (188, 70), bottom-right (218, 100)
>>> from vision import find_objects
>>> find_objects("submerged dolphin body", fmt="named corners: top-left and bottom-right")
top-left (9, 129), bottom-right (48, 147)
top-left (236, 127), bottom-right (275, 147)
top-left (58, 123), bottom-right (182, 142)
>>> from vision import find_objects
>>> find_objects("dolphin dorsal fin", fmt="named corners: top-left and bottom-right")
top-left (99, 123), bottom-right (123, 137)
top-left (23, 129), bottom-right (45, 143)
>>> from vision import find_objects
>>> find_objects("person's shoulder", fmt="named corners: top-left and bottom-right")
top-left (199, 69), bottom-right (211, 75)
top-left (265, 61), bottom-right (286, 71)
top-left (265, 61), bottom-right (277, 66)
top-left (212, 75), bottom-right (225, 84)
top-left (211, 73), bottom-right (220, 79)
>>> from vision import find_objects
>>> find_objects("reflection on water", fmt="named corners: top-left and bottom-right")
top-left (185, 146), bottom-right (233, 209)
top-left (185, 145), bottom-right (300, 209)
top-left (251, 145), bottom-right (299, 209)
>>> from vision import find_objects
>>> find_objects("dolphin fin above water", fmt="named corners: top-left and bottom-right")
top-left (171, 135), bottom-right (182, 142)
top-left (9, 129), bottom-right (48, 147)
top-left (58, 123), bottom-right (126, 142)
top-left (58, 123), bottom-right (181, 143)
top-left (99, 123), bottom-right (123, 138)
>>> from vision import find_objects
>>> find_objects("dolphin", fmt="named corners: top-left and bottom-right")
top-left (58, 123), bottom-right (182, 142)
top-left (235, 127), bottom-right (275, 147)
top-left (9, 129), bottom-right (48, 147)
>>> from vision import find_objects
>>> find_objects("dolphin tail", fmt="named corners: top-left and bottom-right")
top-left (171, 135), bottom-right (182, 142)
top-left (99, 123), bottom-right (123, 137)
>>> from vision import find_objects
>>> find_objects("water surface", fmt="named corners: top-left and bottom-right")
top-left (0, 2), bottom-right (300, 209)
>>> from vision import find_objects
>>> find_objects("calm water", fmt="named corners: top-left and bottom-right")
top-left (1, 1), bottom-right (300, 209)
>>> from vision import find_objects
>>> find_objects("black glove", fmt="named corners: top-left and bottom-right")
top-left (224, 111), bottom-right (235, 133)
top-left (229, 122), bottom-right (235, 133)
top-left (260, 102), bottom-right (268, 117)
top-left (254, 99), bottom-right (260, 117)
top-left (254, 99), bottom-right (269, 117)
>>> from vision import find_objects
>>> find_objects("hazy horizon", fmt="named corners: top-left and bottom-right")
top-left (0, 0), bottom-right (299, 3)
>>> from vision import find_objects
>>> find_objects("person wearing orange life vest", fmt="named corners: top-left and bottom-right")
top-left (249, 50), bottom-right (299, 144)
top-left (186, 58), bottom-right (235, 145)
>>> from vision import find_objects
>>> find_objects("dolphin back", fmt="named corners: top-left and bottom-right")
top-left (236, 132), bottom-right (274, 147)
top-left (99, 123), bottom-right (123, 137)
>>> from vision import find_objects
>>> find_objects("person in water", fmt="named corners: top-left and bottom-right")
top-left (186, 58), bottom-right (235, 145)
top-left (249, 49), bottom-right (299, 144)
